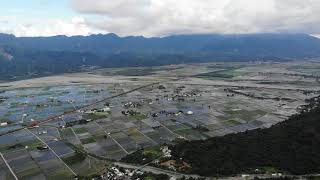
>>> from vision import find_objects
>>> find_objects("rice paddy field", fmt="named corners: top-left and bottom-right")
top-left (0, 60), bottom-right (319, 179)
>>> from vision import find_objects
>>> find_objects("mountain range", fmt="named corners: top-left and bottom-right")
top-left (1, 33), bottom-right (320, 80)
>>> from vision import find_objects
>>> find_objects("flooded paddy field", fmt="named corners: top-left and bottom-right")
top-left (0, 60), bottom-right (319, 178)
top-left (0, 84), bottom-right (112, 129)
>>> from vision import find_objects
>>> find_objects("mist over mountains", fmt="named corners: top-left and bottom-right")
top-left (1, 33), bottom-right (320, 81)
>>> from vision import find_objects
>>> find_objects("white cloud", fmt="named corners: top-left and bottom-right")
top-left (71, 0), bottom-right (320, 37)
top-left (0, 17), bottom-right (104, 37)
top-left (1, 1), bottom-right (319, 37)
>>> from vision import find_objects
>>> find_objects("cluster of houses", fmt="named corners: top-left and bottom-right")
top-left (101, 146), bottom-right (175, 179)
top-left (161, 146), bottom-right (172, 158)
top-left (122, 109), bottom-right (140, 116)
top-left (101, 166), bottom-right (144, 180)
top-left (151, 109), bottom-right (194, 118)
top-left (153, 146), bottom-right (191, 172)
top-left (48, 96), bottom-right (62, 103)
top-left (123, 101), bottom-right (142, 109)
top-left (36, 145), bottom-right (49, 151)
top-left (64, 106), bottom-right (111, 127)
top-left (0, 96), bottom-right (8, 103)
top-left (84, 106), bottom-right (111, 114)
top-left (85, 89), bottom-right (104, 94)
top-left (173, 86), bottom-right (186, 94)
top-left (298, 96), bottom-right (320, 113)
top-left (165, 89), bottom-right (202, 102)
top-left (0, 122), bottom-right (8, 127)
top-left (1, 112), bottom-right (28, 127)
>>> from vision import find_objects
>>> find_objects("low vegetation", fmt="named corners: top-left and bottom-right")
top-left (121, 146), bottom-right (161, 164)
top-left (80, 137), bottom-right (96, 144)
top-left (62, 152), bottom-right (86, 165)
top-left (195, 68), bottom-right (244, 79)
top-left (84, 112), bottom-right (109, 120)
top-left (130, 113), bottom-right (147, 120)
top-left (131, 172), bottom-right (170, 180)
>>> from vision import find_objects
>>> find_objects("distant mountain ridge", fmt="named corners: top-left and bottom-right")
top-left (1, 33), bottom-right (320, 57)
top-left (0, 33), bottom-right (320, 80)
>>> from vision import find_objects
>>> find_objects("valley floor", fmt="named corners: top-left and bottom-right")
top-left (0, 60), bottom-right (319, 179)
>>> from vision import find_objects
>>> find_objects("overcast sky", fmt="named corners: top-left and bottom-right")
top-left (0, 0), bottom-right (319, 37)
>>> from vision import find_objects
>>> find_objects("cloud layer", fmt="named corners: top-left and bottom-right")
top-left (0, 17), bottom-right (98, 37)
top-left (71, 0), bottom-right (320, 37)
top-left (1, 0), bottom-right (319, 37)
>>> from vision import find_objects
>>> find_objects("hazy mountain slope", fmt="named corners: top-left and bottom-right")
top-left (1, 33), bottom-right (320, 57)
top-left (202, 34), bottom-right (320, 58)
top-left (1, 33), bottom-right (320, 81)
top-left (0, 46), bottom-right (191, 80)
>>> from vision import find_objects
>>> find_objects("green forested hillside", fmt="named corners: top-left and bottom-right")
top-left (1, 33), bottom-right (320, 81)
